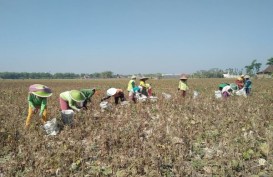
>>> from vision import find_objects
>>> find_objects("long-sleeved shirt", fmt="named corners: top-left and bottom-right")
top-left (80, 89), bottom-right (95, 102)
top-left (127, 79), bottom-right (136, 92)
top-left (60, 91), bottom-right (78, 110)
top-left (178, 80), bottom-right (189, 91)
top-left (28, 93), bottom-right (47, 114)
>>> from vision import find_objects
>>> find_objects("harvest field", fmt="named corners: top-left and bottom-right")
top-left (0, 78), bottom-right (273, 176)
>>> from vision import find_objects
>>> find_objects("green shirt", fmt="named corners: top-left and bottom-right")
top-left (80, 89), bottom-right (95, 101)
top-left (28, 93), bottom-right (47, 113)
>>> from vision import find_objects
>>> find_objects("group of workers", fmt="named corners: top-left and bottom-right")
top-left (218, 74), bottom-right (252, 98)
top-left (25, 74), bottom-right (250, 128)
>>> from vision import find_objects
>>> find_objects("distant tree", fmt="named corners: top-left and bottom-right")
top-left (245, 59), bottom-right (262, 75)
top-left (266, 57), bottom-right (273, 65)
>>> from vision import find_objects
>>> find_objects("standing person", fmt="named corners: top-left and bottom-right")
top-left (80, 88), bottom-right (96, 109)
top-left (235, 77), bottom-right (244, 89)
top-left (244, 75), bottom-right (252, 96)
top-left (221, 83), bottom-right (238, 99)
top-left (59, 90), bottom-right (86, 112)
top-left (127, 76), bottom-right (137, 102)
top-left (178, 75), bottom-right (189, 97)
top-left (101, 88), bottom-right (126, 104)
top-left (25, 84), bottom-right (52, 128)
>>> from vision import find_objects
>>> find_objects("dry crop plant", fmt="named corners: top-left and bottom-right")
top-left (0, 78), bottom-right (272, 176)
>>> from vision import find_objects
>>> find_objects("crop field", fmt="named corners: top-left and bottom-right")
top-left (0, 78), bottom-right (273, 177)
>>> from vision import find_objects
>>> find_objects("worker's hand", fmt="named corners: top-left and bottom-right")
top-left (39, 112), bottom-right (43, 117)
top-left (76, 108), bottom-right (81, 112)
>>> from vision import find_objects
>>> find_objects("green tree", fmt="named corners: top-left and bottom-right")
top-left (245, 59), bottom-right (262, 75)
top-left (266, 57), bottom-right (273, 65)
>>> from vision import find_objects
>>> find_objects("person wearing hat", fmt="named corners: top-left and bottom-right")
top-left (101, 88), bottom-right (126, 104)
top-left (59, 90), bottom-right (86, 112)
top-left (244, 75), bottom-right (252, 96)
top-left (178, 75), bottom-right (189, 97)
top-left (221, 83), bottom-right (238, 99)
top-left (235, 77), bottom-right (244, 89)
top-left (139, 77), bottom-right (151, 97)
top-left (80, 88), bottom-right (96, 109)
top-left (127, 76), bottom-right (137, 102)
top-left (25, 84), bottom-right (52, 128)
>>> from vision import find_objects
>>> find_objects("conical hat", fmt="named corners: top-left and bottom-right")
top-left (29, 84), bottom-right (52, 97)
top-left (69, 90), bottom-right (86, 102)
top-left (107, 88), bottom-right (117, 96)
top-left (140, 77), bottom-right (149, 80)
top-left (180, 75), bottom-right (188, 80)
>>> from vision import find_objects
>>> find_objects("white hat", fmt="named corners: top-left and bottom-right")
top-left (107, 88), bottom-right (117, 96)
top-left (131, 75), bottom-right (136, 79)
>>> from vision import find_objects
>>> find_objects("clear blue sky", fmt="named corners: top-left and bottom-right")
top-left (0, 0), bottom-right (272, 74)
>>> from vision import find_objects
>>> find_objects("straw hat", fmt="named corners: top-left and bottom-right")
top-left (131, 75), bottom-right (136, 79)
top-left (107, 88), bottom-right (117, 96)
top-left (29, 84), bottom-right (52, 97)
top-left (69, 90), bottom-right (86, 102)
top-left (140, 77), bottom-right (149, 81)
top-left (237, 77), bottom-right (243, 81)
top-left (180, 75), bottom-right (188, 80)
top-left (244, 75), bottom-right (250, 79)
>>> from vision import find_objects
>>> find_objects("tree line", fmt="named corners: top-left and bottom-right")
top-left (0, 71), bottom-right (115, 79)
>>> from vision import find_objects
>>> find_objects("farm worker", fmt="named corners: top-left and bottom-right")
top-left (25, 84), bottom-right (52, 128)
top-left (235, 77), bottom-right (244, 89)
top-left (178, 75), bottom-right (189, 97)
top-left (139, 77), bottom-right (150, 97)
top-left (101, 88), bottom-right (126, 104)
top-left (127, 75), bottom-right (137, 102)
top-left (59, 90), bottom-right (86, 112)
top-left (80, 88), bottom-right (96, 109)
top-left (244, 75), bottom-right (252, 96)
top-left (221, 83), bottom-right (238, 99)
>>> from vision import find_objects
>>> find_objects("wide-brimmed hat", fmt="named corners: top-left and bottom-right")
top-left (237, 77), bottom-right (243, 81)
top-left (230, 83), bottom-right (239, 91)
top-left (29, 84), bottom-right (52, 97)
top-left (131, 75), bottom-right (136, 79)
top-left (244, 75), bottom-right (250, 79)
top-left (69, 90), bottom-right (86, 102)
top-left (180, 75), bottom-right (188, 80)
top-left (107, 88), bottom-right (117, 96)
top-left (140, 77), bottom-right (149, 80)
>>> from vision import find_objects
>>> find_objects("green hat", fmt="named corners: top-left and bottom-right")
top-left (230, 83), bottom-right (239, 91)
top-left (69, 90), bottom-right (86, 102)
top-left (29, 84), bottom-right (52, 97)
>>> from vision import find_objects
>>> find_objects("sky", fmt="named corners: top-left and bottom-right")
top-left (0, 0), bottom-right (273, 75)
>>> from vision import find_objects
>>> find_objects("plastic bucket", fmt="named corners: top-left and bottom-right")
top-left (61, 109), bottom-right (74, 125)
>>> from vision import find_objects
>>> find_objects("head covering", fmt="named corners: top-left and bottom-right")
top-left (29, 84), bottom-right (52, 97)
top-left (131, 75), bottom-right (136, 79)
top-left (241, 75), bottom-right (245, 78)
top-left (244, 75), bottom-right (250, 79)
top-left (107, 88), bottom-right (117, 96)
top-left (69, 90), bottom-right (86, 102)
top-left (237, 77), bottom-right (243, 81)
top-left (180, 75), bottom-right (188, 80)
top-left (140, 77), bottom-right (149, 81)
top-left (230, 83), bottom-right (239, 91)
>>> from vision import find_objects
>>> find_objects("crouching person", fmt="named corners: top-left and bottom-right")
top-left (25, 84), bottom-right (52, 128)
top-left (221, 83), bottom-right (238, 99)
top-left (101, 88), bottom-right (126, 105)
top-left (59, 90), bottom-right (86, 112)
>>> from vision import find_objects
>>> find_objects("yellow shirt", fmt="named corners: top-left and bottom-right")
top-left (178, 80), bottom-right (189, 91)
